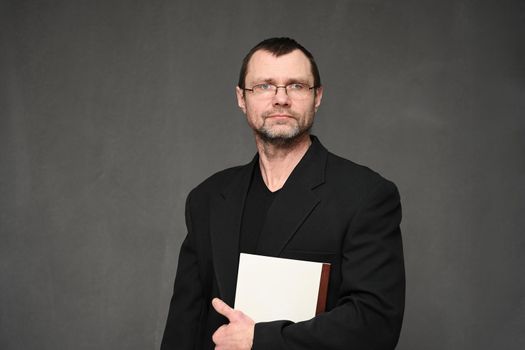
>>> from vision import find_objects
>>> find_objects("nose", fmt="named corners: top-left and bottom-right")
top-left (272, 86), bottom-right (291, 107)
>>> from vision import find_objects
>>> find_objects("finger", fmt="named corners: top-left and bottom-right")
top-left (212, 324), bottom-right (227, 345)
top-left (212, 298), bottom-right (235, 320)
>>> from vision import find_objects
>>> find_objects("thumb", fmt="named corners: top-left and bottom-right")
top-left (212, 298), bottom-right (236, 321)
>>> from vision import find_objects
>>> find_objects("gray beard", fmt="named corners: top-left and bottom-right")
top-left (255, 123), bottom-right (312, 147)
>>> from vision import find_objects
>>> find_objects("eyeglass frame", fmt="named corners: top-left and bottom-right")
top-left (242, 82), bottom-right (319, 99)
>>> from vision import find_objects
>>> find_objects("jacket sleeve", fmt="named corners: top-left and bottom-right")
top-left (253, 180), bottom-right (405, 350)
top-left (161, 192), bottom-right (206, 350)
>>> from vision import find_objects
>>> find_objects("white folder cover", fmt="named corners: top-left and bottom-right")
top-left (234, 253), bottom-right (330, 323)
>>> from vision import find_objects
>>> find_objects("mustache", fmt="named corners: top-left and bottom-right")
top-left (262, 109), bottom-right (298, 118)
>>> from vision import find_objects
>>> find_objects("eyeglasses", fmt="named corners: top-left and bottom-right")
top-left (243, 83), bottom-right (317, 100)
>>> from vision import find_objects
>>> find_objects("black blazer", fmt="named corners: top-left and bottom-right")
top-left (161, 136), bottom-right (405, 350)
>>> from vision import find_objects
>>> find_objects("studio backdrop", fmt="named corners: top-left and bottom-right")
top-left (1, 1), bottom-right (524, 349)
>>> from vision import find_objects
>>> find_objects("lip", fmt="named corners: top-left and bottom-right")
top-left (267, 114), bottom-right (293, 119)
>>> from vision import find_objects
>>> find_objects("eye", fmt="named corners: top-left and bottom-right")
top-left (288, 83), bottom-right (306, 91)
top-left (256, 83), bottom-right (273, 91)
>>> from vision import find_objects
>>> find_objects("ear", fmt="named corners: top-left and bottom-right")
top-left (314, 86), bottom-right (323, 112)
top-left (236, 86), bottom-right (247, 114)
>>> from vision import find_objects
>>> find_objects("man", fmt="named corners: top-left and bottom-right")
top-left (161, 37), bottom-right (405, 350)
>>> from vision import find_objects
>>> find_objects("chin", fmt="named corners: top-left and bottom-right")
top-left (263, 127), bottom-right (298, 139)
top-left (257, 126), bottom-right (310, 145)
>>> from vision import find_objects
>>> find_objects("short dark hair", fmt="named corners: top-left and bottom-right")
top-left (237, 37), bottom-right (322, 89)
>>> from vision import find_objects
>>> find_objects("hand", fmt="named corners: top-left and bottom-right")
top-left (211, 298), bottom-right (255, 350)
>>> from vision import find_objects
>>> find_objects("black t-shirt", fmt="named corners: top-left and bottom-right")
top-left (239, 164), bottom-right (280, 254)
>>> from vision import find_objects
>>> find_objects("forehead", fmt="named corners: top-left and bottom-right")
top-left (245, 49), bottom-right (313, 83)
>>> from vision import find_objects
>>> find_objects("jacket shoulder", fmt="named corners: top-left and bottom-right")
top-left (325, 151), bottom-right (399, 195)
top-left (187, 163), bottom-right (250, 200)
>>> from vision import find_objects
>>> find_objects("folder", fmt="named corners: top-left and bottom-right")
top-left (234, 253), bottom-right (330, 323)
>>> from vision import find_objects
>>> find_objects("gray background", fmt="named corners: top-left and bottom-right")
top-left (1, 0), bottom-right (524, 349)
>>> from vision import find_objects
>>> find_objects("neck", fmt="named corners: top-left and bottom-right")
top-left (255, 133), bottom-right (312, 192)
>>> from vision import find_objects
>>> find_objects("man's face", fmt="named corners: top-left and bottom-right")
top-left (236, 49), bottom-right (323, 144)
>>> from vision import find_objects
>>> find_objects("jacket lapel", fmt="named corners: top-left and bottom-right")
top-left (209, 137), bottom-right (328, 304)
top-left (209, 158), bottom-right (255, 305)
top-left (256, 137), bottom-right (327, 256)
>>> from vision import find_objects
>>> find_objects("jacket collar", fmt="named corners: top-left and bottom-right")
top-left (210, 136), bottom-right (328, 304)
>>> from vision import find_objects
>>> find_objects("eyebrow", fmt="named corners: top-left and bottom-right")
top-left (251, 77), bottom-right (311, 85)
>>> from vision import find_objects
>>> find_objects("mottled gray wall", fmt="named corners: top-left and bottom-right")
top-left (1, 1), bottom-right (524, 349)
